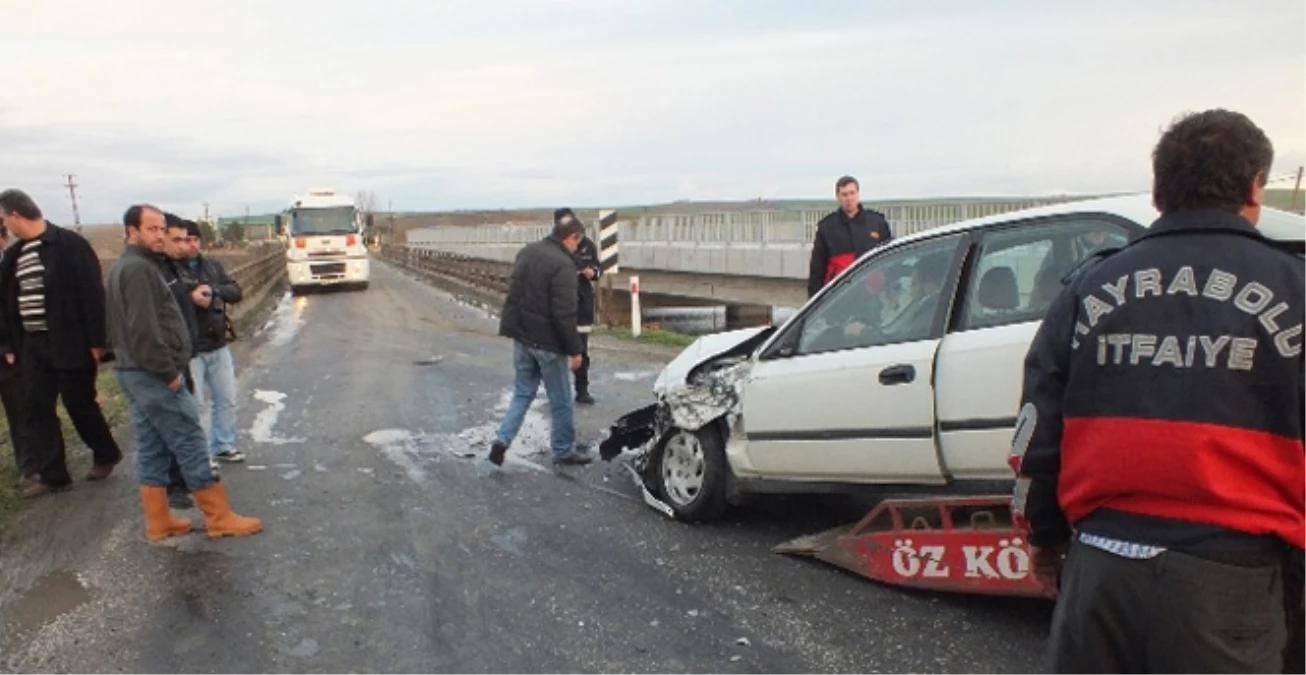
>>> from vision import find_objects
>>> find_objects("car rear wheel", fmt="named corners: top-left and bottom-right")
top-left (654, 425), bottom-right (728, 522)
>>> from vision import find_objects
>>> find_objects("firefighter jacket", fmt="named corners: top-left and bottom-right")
top-left (1011, 209), bottom-right (1304, 552)
top-left (807, 206), bottom-right (892, 298)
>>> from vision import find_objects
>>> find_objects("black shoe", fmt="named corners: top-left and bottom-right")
top-left (488, 441), bottom-right (509, 466)
top-left (575, 390), bottom-right (595, 405)
top-left (553, 450), bottom-right (593, 466)
top-left (168, 490), bottom-right (194, 510)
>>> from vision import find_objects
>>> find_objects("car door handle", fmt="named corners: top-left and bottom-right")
top-left (879, 364), bottom-right (916, 385)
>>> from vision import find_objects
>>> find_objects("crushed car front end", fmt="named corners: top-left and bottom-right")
top-left (598, 326), bottom-right (777, 515)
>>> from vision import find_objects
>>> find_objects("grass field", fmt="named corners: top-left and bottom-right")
top-left (0, 369), bottom-right (130, 534)
top-left (596, 326), bottom-right (698, 349)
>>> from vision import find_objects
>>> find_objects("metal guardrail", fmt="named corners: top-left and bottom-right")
top-left (378, 245), bottom-right (511, 293)
top-left (226, 243), bottom-right (288, 308)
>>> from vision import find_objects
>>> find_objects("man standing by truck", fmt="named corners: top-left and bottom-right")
top-left (179, 219), bottom-right (244, 464)
top-left (807, 175), bottom-right (892, 298)
top-left (1012, 109), bottom-right (1303, 673)
top-left (108, 204), bottom-right (261, 541)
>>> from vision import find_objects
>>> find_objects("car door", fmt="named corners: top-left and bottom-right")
top-left (737, 233), bottom-right (968, 483)
top-left (933, 215), bottom-right (1138, 480)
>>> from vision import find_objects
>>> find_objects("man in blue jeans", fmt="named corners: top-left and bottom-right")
top-left (488, 209), bottom-right (591, 467)
top-left (177, 220), bottom-right (244, 464)
top-left (106, 204), bottom-right (261, 542)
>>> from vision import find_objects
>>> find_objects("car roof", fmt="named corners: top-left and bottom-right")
top-left (893, 191), bottom-right (1305, 245)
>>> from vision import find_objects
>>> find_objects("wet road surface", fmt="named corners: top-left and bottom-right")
top-left (0, 261), bottom-right (1052, 673)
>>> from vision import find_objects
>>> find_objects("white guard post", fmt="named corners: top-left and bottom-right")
top-left (630, 275), bottom-right (642, 338)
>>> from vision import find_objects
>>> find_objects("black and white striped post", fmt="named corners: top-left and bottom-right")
top-left (595, 210), bottom-right (620, 327)
top-left (597, 210), bottom-right (619, 274)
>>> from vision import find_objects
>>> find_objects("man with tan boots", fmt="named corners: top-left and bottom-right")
top-left (106, 204), bottom-right (261, 542)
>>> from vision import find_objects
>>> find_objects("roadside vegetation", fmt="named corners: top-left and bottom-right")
top-left (596, 325), bottom-right (698, 349)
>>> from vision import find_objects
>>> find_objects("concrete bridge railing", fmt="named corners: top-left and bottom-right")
top-left (404, 197), bottom-right (1095, 280)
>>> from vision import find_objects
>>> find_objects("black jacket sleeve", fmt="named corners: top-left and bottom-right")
top-left (550, 262), bottom-right (583, 357)
top-left (70, 234), bottom-right (107, 349)
top-left (577, 239), bottom-right (602, 280)
top-left (1011, 279), bottom-right (1079, 547)
top-left (876, 214), bottom-right (893, 246)
top-left (0, 249), bottom-right (14, 356)
top-left (208, 259), bottom-right (242, 304)
top-left (807, 227), bottom-right (828, 298)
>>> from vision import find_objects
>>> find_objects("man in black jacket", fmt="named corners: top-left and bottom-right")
top-left (0, 223), bottom-right (62, 484)
top-left (807, 175), bottom-right (892, 298)
top-left (565, 209), bottom-right (602, 405)
top-left (0, 189), bottom-right (122, 497)
top-left (487, 213), bottom-right (590, 467)
top-left (176, 219), bottom-right (244, 464)
top-left (1011, 109), bottom-right (1303, 673)
top-left (160, 213), bottom-right (204, 508)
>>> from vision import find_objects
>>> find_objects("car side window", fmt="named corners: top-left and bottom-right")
top-left (784, 235), bottom-right (964, 357)
top-left (959, 218), bottom-right (1131, 331)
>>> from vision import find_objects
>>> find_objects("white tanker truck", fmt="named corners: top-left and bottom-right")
top-left (275, 188), bottom-right (371, 294)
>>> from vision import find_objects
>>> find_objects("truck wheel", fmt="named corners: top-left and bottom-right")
top-left (653, 424), bottom-right (728, 522)
top-left (355, 281), bottom-right (369, 291)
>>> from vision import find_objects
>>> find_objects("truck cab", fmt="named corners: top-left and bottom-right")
top-left (278, 188), bottom-right (370, 293)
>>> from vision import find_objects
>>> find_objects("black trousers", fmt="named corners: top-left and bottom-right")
top-left (22, 333), bottom-right (123, 486)
top-left (574, 333), bottom-right (591, 393)
top-left (0, 367), bottom-right (45, 476)
top-left (1047, 540), bottom-right (1287, 673)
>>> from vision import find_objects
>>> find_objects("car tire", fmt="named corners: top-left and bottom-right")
top-left (653, 424), bottom-right (728, 522)
top-left (355, 281), bottom-right (369, 291)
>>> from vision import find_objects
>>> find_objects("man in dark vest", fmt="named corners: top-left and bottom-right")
top-left (806, 175), bottom-right (893, 298)
top-left (561, 208), bottom-right (602, 405)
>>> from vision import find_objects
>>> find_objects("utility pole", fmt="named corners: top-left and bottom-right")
top-left (244, 205), bottom-right (250, 223)
top-left (1291, 165), bottom-right (1304, 212)
top-left (64, 174), bottom-right (81, 231)
top-left (203, 203), bottom-right (210, 221)
top-left (388, 200), bottom-right (396, 244)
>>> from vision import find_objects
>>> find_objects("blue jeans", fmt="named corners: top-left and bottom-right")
top-left (117, 369), bottom-right (218, 490)
top-left (190, 346), bottom-right (238, 456)
top-left (495, 341), bottom-right (576, 458)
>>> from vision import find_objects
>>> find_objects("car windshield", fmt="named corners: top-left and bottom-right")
top-left (291, 207), bottom-right (356, 235)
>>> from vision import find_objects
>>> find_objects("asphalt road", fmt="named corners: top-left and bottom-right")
top-left (0, 261), bottom-right (1052, 673)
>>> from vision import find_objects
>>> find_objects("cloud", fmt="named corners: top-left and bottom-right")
top-left (0, 0), bottom-right (1301, 222)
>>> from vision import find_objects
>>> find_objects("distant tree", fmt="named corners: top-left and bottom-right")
top-left (355, 190), bottom-right (379, 217)
top-left (198, 220), bottom-right (218, 246)
top-left (222, 222), bottom-right (245, 244)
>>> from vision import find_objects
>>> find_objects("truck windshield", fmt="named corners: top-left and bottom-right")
top-left (291, 207), bottom-right (356, 235)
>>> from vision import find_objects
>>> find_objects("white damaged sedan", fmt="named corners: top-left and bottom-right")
top-left (599, 193), bottom-right (1306, 522)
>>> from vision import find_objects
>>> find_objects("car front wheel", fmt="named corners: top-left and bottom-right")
top-left (653, 424), bottom-right (728, 522)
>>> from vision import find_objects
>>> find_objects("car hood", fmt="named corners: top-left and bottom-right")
top-left (652, 326), bottom-right (774, 396)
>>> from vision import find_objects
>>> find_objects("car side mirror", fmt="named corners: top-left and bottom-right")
top-left (762, 323), bottom-right (802, 360)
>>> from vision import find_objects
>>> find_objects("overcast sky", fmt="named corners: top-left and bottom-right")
top-left (2, 0), bottom-right (1302, 223)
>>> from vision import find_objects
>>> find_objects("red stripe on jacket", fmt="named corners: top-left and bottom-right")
top-left (1059, 417), bottom-right (1305, 549)
top-left (823, 253), bottom-right (856, 285)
